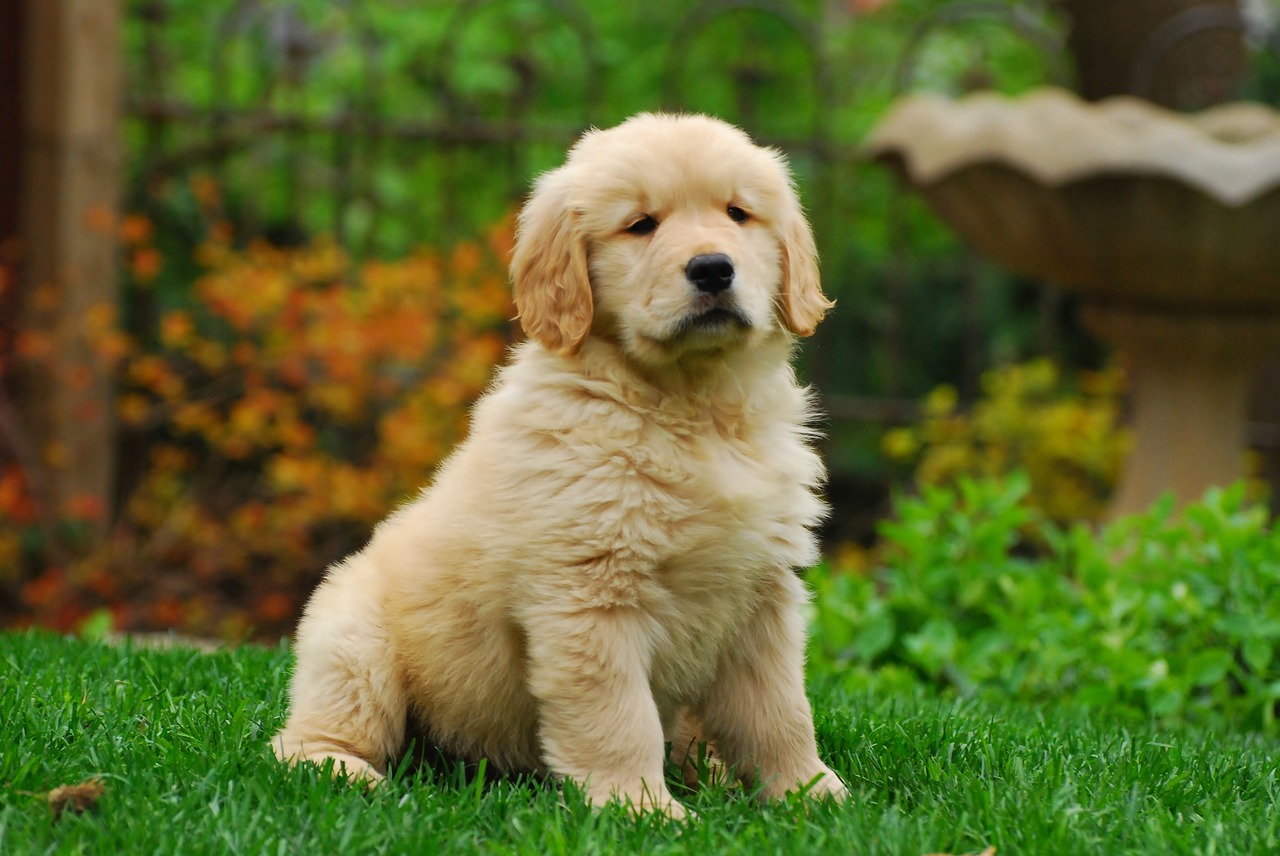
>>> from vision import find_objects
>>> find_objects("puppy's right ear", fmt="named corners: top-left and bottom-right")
top-left (511, 172), bottom-right (593, 356)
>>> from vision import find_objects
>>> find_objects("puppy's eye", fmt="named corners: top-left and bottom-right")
top-left (625, 215), bottom-right (658, 236)
top-left (727, 205), bottom-right (750, 224)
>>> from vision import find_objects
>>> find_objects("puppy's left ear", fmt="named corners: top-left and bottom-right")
top-left (511, 171), bottom-right (593, 356)
top-left (777, 199), bottom-right (833, 337)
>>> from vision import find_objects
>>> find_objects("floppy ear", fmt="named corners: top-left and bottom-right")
top-left (777, 198), bottom-right (833, 337)
top-left (510, 172), bottom-right (593, 355)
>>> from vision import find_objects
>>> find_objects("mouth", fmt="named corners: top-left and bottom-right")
top-left (673, 303), bottom-right (753, 338)
top-left (690, 307), bottom-right (750, 330)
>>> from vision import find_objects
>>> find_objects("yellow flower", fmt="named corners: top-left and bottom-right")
top-left (923, 384), bottom-right (958, 417)
top-left (881, 427), bottom-right (920, 462)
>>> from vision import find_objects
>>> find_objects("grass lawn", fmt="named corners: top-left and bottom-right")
top-left (3, 631), bottom-right (1278, 855)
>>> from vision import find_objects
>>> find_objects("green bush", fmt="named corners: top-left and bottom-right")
top-left (810, 475), bottom-right (1280, 732)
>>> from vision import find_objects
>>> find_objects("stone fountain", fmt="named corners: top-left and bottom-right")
top-left (866, 87), bottom-right (1280, 517)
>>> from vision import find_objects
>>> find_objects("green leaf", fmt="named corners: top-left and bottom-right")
top-left (1243, 638), bottom-right (1273, 676)
top-left (903, 618), bottom-right (958, 676)
top-left (77, 609), bottom-right (115, 642)
top-left (1149, 686), bottom-right (1185, 717)
top-left (1186, 649), bottom-right (1233, 688)
top-left (850, 603), bottom-right (896, 662)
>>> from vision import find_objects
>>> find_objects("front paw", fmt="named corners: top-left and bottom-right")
top-left (585, 779), bottom-right (690, 820)
top-left (800, 764), bottom-right (848, 800)
top-left (281, 750), bottom-right (385, 787)
top-left (761, 763), bottom-right (848, 802)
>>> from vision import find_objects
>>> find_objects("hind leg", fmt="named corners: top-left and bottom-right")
top-left (667, 708), bottom-right (726, 791)
top-left (272, 554), bottom-right (406, 781)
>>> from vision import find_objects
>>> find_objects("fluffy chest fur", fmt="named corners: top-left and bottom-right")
top-left (409, 342), bottom-right (822, 702)
top-left (481, 339), bottom-right (824, 568)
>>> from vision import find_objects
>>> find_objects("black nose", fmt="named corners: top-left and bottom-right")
top-left (685, 253), bottom-right (735, 294)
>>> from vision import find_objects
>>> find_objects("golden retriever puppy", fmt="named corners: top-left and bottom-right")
top-left (272, 113), bottom-right (847, 818)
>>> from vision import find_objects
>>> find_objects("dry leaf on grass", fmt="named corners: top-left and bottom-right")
top-left (46, 778), bottom-right (106, 820)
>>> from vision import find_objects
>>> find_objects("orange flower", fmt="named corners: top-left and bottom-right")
top-left (15, 330), bottom-right (54, 360)
top-left (192, 340), bottom-right (227, 372)
top-left (0, 466), bottom-right (36, 523)
top-left (64, 363), bottom-right (96, 392)
top-left (149, 597), bottom-right (185, 629)
top-left (86, 302), bottom-right (118, 333)
top-left (151, 444), bottom-right (192, 473)
top-left (118, 215), bottom-right (154, 246)
top-left (131, 247), bottom-right (163, 283)
top-left (64, 493), bottom-right (106, 523)
top-left (22, 568), bottom-right (66, 608)
top-left (118, 394), bottom-right (151, 426)
top-left (485, 216), bottom-right (516, 262)
top-left (160, 310), bottom-right (195, 348)
top-left (291, 237), bottom-right (348, 282)
top-left (257, 592), bottom-right (294, 623)
top-left (173, 403), bottom-right (217, 437)
top-left (450, 241), bottom-right (483, 277)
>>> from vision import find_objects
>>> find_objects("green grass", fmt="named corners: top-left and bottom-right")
top-left (3, 631), bottom-right (1278, 855)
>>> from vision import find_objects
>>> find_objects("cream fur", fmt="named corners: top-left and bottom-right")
top-left (273, 113), bottom-right (847, 818)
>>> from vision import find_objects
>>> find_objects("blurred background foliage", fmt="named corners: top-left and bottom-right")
top-left (3, 0), bottom-right (1279, 638)
top-left (120, 0), bottom-right (1086, 503)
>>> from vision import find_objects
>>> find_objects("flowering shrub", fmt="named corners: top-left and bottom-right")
top-left (881, 359), bottom-right (1130, 523)
top-left (8, 207), bottom-right (515, 639)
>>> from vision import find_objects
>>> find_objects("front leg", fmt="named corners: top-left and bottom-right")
top-left (701, 571), bottom-right (848, 801)
top-left (521, 600), bottom-right (686, 818)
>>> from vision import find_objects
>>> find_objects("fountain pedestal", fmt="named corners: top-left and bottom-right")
top-left (1083, 307), bottom-right (1280, 517)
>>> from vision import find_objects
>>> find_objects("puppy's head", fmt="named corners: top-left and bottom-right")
top-left (511, 113), bottom-right (831, 364)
